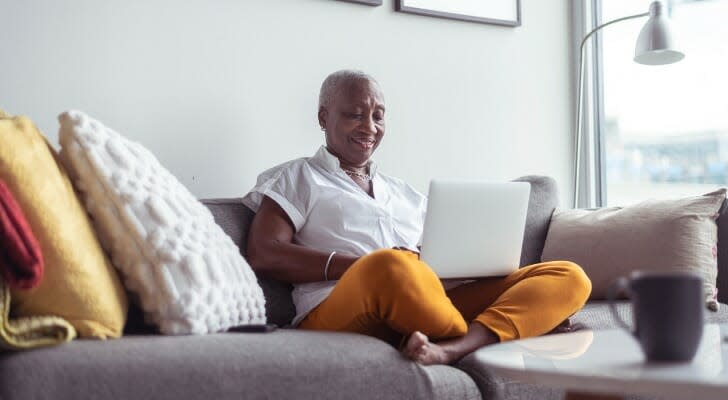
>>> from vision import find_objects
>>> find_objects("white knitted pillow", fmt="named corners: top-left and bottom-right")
top-left (57, 110), bottom-right (266, 335)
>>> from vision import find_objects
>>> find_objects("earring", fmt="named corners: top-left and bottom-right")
top-left (320, 127), bottom-right (326, 132)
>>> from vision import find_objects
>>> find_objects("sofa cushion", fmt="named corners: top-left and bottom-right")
top-left (571, 300), bottom-right (728, 331)
top-left (125, 199), bottom-right (296, 333)
top-left (58, 110), bottom-right (266, 335)
top-left (0, 329), bottom-right (480, 400)
top-left (0, 111), bottom-right (127, 339)
top-left (542, 190), bottom-right (726, 309)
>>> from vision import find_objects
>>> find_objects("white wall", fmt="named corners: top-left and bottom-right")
top-left (1, 0), bottom-right (573, 202)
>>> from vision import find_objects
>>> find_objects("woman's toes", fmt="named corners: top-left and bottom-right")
top-left (405, 332), bottom-right (427, 352)
top-left (402, 331), bottom-right (453, 365)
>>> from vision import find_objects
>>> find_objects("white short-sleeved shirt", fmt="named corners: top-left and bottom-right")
top-left (243, 146), bottom-right (427, 326)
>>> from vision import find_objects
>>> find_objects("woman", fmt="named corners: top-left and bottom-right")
top-left (243, 70), bottom-right (591, 365)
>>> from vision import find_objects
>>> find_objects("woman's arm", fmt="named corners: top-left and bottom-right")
top-left (246, 196), bottom-right (359, 283)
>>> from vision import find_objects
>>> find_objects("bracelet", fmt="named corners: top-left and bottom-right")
top-left (324, 251), bottom-right (337, 281)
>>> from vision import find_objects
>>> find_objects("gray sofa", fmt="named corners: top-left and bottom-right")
top-left (3, 175), bottom-right (728, 400)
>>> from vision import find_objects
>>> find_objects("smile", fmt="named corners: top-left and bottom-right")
top-left (351, 137), bottom-right (375, 149)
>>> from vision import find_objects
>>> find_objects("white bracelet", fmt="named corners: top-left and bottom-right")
top-left (324, 251), bottom-right (337, 281)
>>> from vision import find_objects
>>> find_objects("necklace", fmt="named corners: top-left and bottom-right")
top-left (342, 168), bottom-right (372, 181)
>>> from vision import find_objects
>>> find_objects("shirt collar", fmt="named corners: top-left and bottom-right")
top-left (313, 145), bottom-right (379, 177)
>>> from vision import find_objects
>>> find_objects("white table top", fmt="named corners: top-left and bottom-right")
top-left (471, 323), bottom-right (728, 399)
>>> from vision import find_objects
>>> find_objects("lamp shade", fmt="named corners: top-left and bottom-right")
top-left (634, 1), bottom-right (684, 65)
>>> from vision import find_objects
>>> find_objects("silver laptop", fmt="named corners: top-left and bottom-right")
top-left (419, 180), bottom-right (530, 278)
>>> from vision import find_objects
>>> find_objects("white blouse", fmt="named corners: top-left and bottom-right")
top-left (243, 146), bottom-right (427, 326)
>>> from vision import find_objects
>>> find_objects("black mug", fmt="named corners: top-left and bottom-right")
top-left (607, 271), bottom-right (704, 362)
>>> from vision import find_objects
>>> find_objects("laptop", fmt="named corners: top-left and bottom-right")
top-left (419, 180), bottom-right (531, 279)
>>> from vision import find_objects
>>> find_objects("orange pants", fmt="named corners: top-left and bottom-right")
top-left (299, 249), bottom-right (591, 346)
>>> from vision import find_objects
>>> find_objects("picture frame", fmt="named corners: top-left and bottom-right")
top-left (336, 0), bottom-right (382, 5)
top-left (395, 0), bottom-right (521, 27)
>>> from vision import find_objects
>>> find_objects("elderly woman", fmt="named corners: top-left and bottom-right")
top-left (243, 70), bottom-right (591, 365)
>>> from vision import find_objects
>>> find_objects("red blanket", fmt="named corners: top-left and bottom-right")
top-left (0, 178), bottom-right (44, 290)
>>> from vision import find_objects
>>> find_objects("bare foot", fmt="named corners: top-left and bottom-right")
top-left (402, 331), bottom-right (450, 365)
top-left (402, 323), bottom-right (500, 365)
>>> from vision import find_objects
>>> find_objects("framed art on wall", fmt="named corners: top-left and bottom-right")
top-left (396, 0), bottom-right (521, 27)
top-left (336, 0), bottom-right (382, 5)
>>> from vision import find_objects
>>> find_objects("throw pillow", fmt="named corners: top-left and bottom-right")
top-left (0, 111), bottom-right (128, 338)
top-left (541, 190), bottom-right (726, 310)
top-left (58, 110), bottom-right (266, 335)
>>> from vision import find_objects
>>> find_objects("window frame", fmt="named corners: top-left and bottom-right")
top-left (592, 0), bottom-right (607, 207)
top-left (573, 0), bottom-right (606, 208)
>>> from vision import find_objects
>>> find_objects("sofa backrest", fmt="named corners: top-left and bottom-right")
top-left (126, 177), bottom-right (728, 332)
top-left (204, 178), bottom-right (728, 325)
top-left (513, 175), bottom-right (560, 267)
top-left (200, 175), bottom-right (561, 327)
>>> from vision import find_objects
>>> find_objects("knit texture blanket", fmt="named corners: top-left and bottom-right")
top-left (0, 274), bottom-right (76, 350)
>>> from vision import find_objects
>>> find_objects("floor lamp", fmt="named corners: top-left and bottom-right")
top-left (573, 0), bottom-right (684, 208)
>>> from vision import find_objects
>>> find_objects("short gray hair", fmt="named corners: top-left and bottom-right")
top-left (318, 70), bottom-right (378, 109)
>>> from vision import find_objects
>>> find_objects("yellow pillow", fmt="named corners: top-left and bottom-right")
top-left (0, 111), bottom-right (127, 339)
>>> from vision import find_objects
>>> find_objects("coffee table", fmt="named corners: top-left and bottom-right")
top-left (471, 323), bottom-right (727, 400)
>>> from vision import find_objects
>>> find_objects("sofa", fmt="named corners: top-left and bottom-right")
top-left (2, 175), bottom-right (728, 400)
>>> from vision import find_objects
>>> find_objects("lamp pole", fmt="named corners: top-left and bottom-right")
top-left (573, 0), bottom-right (683, 208)
top-left (573, 12), bottom-right (648, 208)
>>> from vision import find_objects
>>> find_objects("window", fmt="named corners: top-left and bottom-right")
top-left (598, 0), bottom-right (728, 206)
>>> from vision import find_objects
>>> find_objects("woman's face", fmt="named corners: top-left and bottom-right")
top-left (319, 79), bottom-right (385, 167)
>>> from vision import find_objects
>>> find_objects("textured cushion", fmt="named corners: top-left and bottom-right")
top-left (0, 178), bottom-right (43, 290)
top-left (0, 330), bottom-right (480, 400)
top-left (58, 110), bottom-right (266, 335)
top-left (0, 111), bottom-right (127, 339)
top-left (124, 200), bottom-right (295, 334)
top-left (542, 190), bottom-right (726, 309)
